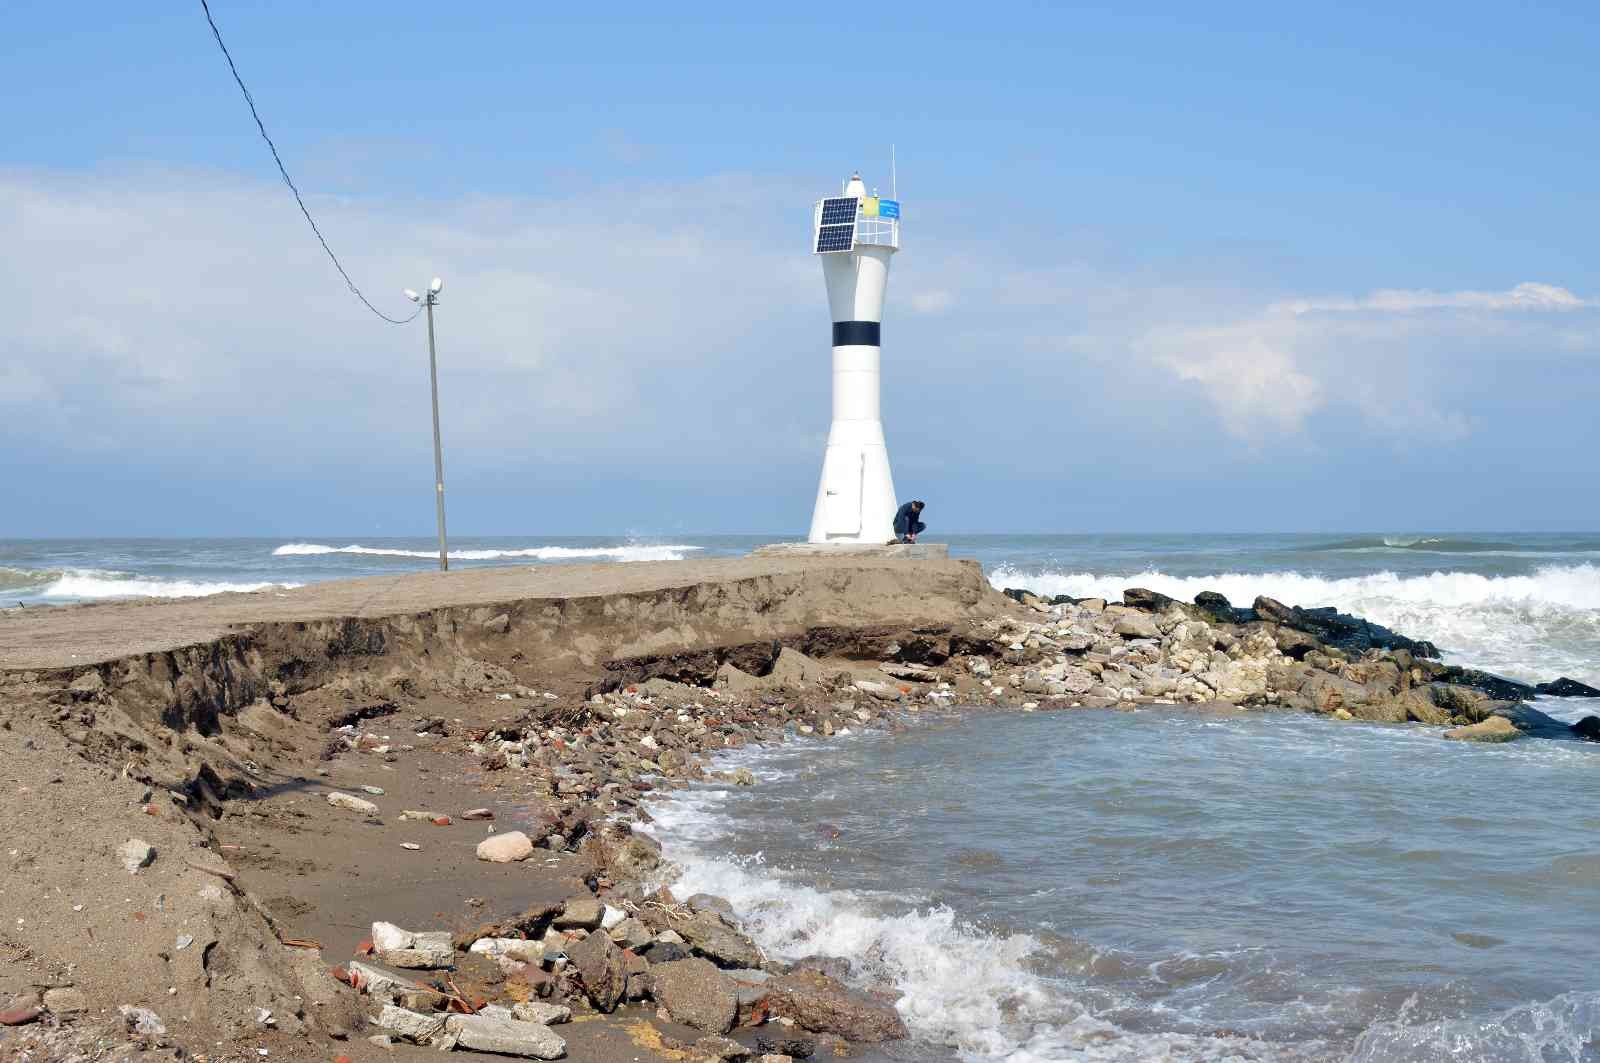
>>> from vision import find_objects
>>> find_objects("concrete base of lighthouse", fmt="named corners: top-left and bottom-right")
top-left (749, 542), bottom-right (949, 560)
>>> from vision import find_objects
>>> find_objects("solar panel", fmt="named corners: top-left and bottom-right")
top-left (819, 197), bottom-right (859, 225)
top-left (815, 224), bottom-right (855, 253)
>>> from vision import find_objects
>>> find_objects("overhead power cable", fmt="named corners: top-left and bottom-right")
top-left (199, 0), bottom-right (419, 325)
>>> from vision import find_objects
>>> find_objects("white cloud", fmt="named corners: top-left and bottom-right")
top-left (1275, 281), bottom-right (1592, 315)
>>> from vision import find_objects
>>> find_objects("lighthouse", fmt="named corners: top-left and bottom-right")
top-left (807, 172), bottom-right (902, 544)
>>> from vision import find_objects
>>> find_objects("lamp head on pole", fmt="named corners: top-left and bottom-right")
top-left (403, 288), bottom-right (420, 303)
top-left (429, 277), bottom-right (443, 295)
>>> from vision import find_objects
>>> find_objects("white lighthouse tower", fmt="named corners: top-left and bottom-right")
top-left (807, 172), bottom-right (902, 544)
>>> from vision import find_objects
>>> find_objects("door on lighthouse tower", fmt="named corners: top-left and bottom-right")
top-left (821, 450), bottom-right (864, 537)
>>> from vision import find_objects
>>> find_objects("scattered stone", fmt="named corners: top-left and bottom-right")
top-left (510, 1001), bottom-right (571, 1025)
top-left (119, 1005), bottom-right (166, 1036)
top-left (476, 831), bottom-right (534, 863)
top-left (1111, 612), bottom-right (1160, 640)
top-left (375, 1004), bottom-right (444, 1043)
top-left (43, 987), bottom-right (88, 1015)
top-left (763, 969), bottom-right (909, 1042)
top-left (327, 792), bottom-right (379, 815)
top-left (462, 807), bottom-right (495, 820)
top-left (676, 910), bottom-right (763, 969)
top-left (470, 938), bottom-right (545, 963)
top-left (344, 960), bottom-right (421, 997)
top-left (119, 839), bottom-right (156, 873)
top-left (694, 1034), bottom-right (754, 1060)
top-left (651, 957), bottom-right (739, 1033)
top-left (1443, 717), bottom-right (1523, 743)
top-left (553, 895), bottom-right (604, 930)
top-left (443, 1013), bottom-right (565, 1059)
top-left (569, 926), bottom-right (627, 1012)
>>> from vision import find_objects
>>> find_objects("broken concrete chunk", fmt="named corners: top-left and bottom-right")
top-left (119, 839), bottom-right (156, 874)
top-left (510, 1001), bottom-right (571, 1026)
top-left (375, 1004), bottom-right (445, 1043)
top-left (443, 1013), bottom-right (566, 1059)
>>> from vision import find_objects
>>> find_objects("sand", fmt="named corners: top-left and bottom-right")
top-left (0, 555), bottom-right (1004, 1062)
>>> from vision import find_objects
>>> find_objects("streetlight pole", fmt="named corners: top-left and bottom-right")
top-left (407, 278), bottom-right (448, 571)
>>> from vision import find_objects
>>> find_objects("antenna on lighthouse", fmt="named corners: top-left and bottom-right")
top-left (891, 144), bottom-right (897, 200)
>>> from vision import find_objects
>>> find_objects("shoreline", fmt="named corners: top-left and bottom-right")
top-left (2, 557), bottom-right (1596, 1061)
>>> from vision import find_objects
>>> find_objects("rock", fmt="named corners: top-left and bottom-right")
top-left (1434, 666), bottom-right (1537, 702)
top-left (1536, 677), bottom-right (1600, 698)
top-left (694, 1034), bottom-right (754, 1060)
top-left (1574, 716), bottom-right (1600, 741)
top-left (714, 662), bottom-right (766, 693)
top-left (119, 839), bottom-right (156, 873)
top-left (327, 792), bottom-right (379, 815)
top-left (569, 926), bottom-right (627, 1012)
top-left (677, 910), bottom-right (763, 969)
top-left (511, 1001), bottom-right (571, 1025)
top-left (642, 940), bottom-right (689, 965)
top-left (592, 826), bottom-right (663, 879)
top-left (67, 671), bottom-right (105, 696)
top-left (1192, 591), bottom-right (1237, 622)
top-left (370, 921), bottom-right (414, 953)
top-left (608, 917), bottom-right (654, 950)
top-left (687, 894), bottom-right (737, 918)
top-left (470, 937), bottom-right (545, 964)
top-left (476, 831), bottom-right (534, 863)
top-left (762, 969), bottom-right (908, 1042)
top-left (462, 807), bottom-right (495, 820)
top-left (1111, 612), bottom-right (1160, 640)
top-left (0, 1005), bottom-right (43, 1027)
top-left (1443, 717), bottom-right (1523, 743)
top-left (42, 987), bottom-right (88, 1015)
top-left (380, 930), bottom-right (454, 969)
top-left (791, 955), bottom-right (851, 981)
top-left (119, 1005), bottom-right (166, 1036)
top-left (375, 1004), bottom-right (445, 1043)
top-left (851, 679), bottom-right (899, 701)
top-left (444, 1013), bottom-right (566, 1059)
top-left (345, 960), bottom-right (421, 998)
top-left (554, 895), bottom-right (604, 930)
top-left (768, 648), bottom-right (829, 688)
top-left (1122, 587), bottom-right (1177, 612)
top-left (650, 958), bottom-right (738, 1033)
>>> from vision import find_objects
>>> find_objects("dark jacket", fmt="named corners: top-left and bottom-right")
top-left (893, 502), bottom-right (924, 537)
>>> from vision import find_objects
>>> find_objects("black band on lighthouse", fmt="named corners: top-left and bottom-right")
top-left (832, 321), bottom-right (880, 347)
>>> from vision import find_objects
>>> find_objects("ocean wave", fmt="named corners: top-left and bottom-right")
top-left (1310, 535), bottom-right (1600, 556)
top-left (988, 563), bottom-right (1600, 685)
top-left (38, 570), bottom-right (298, 600)
top-left (271, 542), bottom-right (701, 562)
top-left (649, 789), bottom-right (1300, 1063)
top-left (1347, 990), bottom-right (1600, 1062)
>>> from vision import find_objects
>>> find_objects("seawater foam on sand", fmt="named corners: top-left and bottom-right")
top-left (272, 541), bottom-right (701, 562)
top-left (990, 563), bottom-right (1600, 686)
top-left (1347, 990), bottom-right (1600, 1063)
top-left (647, 773), bottom-right (1303, 1063)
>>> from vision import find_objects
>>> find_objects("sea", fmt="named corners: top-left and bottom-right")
top-left (4, 533), bottom-right (1598, 1060)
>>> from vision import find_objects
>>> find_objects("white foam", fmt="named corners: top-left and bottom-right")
top-left (1347, 990), bottom-right (1600, 1062)
top-left (41, 571), bottom-right (297, 600)
top-left (272, 542), bottom-right (700, 562)
top-left (990, 563), bottom-right (1600, 685)
top-left (648, 792), bottom-right (1295, 1062)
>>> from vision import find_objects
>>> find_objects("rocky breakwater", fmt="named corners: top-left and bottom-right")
top-left (1000, 585), bottom-right (1600, 741)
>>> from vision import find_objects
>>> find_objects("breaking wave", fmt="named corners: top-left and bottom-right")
top-left (23, 569), bottom-right (297, 600)
top-left (271, 542), bottom-right (700, 563)
top-left (650, 786), bottom-right (1300, 1063)
top-left (987, 563), bottom-right (1600, 685)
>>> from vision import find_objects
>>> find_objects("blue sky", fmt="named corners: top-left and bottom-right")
top-left (4, 1), bottom-right (1599, 535)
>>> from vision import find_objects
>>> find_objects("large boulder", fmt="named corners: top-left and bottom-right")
top-left (1536, 677), bottom-right (1600, 698)
top-left (650, 958), bottom-right (738, 1033)
top-left (476, 831), bottom-right (534, 863)
top-left (676, 911), bottom-right (764, 969)
top-left (1443, 717), bottom-right (1522, 743)
top-left (1572, 716), bottom-right (1600, 741)
top-left (569, 928), bottom-right (627, 1012)
top-left (1110, 612), bottom-right (1160, 640)
top-left (761, 969), bottom-right (908, 1042)
top-left (1122, 587), bottom-right (1178, 613)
